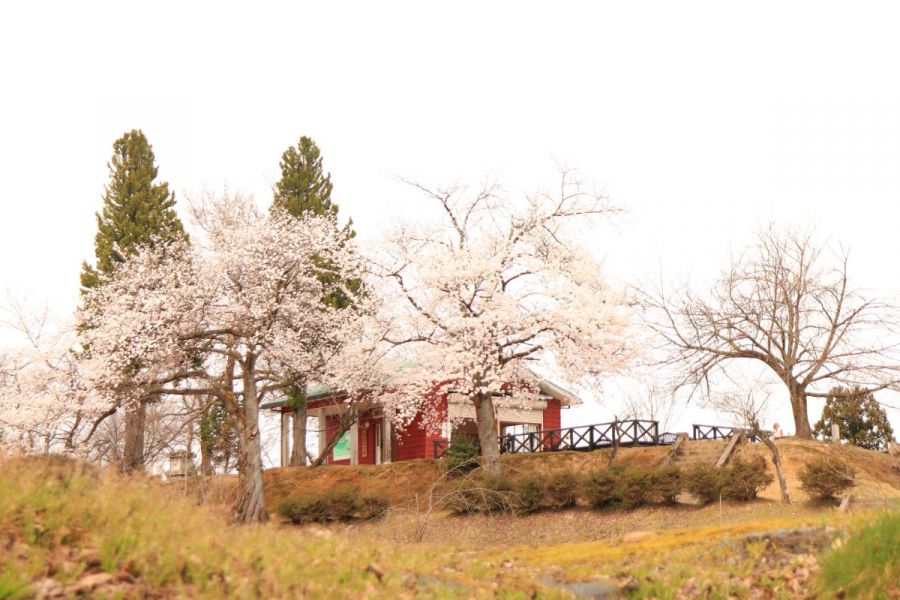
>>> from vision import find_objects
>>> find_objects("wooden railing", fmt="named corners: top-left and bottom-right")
top-left (500, 420), bottom-right (663, 454)
top-left (432, 420), bottom-right (756, 459)
top-left (692, 424), bottom-right (735, 440)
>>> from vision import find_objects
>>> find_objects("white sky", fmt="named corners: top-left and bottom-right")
top-left (2, 1), bottom-right (900, 439)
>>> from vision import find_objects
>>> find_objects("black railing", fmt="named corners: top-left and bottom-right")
top-left (692, 424), bottom-right (735, 440)
top-left (431, 421), bottom-right (752, 459)
top-left (500, 420), bottom-right (662, 455)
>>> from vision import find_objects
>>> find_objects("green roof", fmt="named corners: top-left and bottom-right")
top-left (259, 382), bottom-right (338, 410)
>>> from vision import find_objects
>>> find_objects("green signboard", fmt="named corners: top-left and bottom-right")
top-left (332, 431), bottom-right (351, 461)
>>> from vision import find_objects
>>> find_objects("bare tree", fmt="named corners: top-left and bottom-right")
top-left (618, 381), bottom-right (679, 433)
top-left (643, 225), bottom-right (900, 438)
top-left (710, 390), bottom-right (790, 504)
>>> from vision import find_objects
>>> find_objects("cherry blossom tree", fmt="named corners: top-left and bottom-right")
top-left (80, 192), bottom-right (368, 523)
top-left (371, 171), bottom-right (635, 476)
top-left (0, 301), bottom-right (94, 454)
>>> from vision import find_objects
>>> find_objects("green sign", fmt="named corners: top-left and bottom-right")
top-left (332, 431), bottom-right (351, 461)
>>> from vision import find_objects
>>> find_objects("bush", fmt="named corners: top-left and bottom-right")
top-left (512, 476), bottom-right (545, 515)
top-left (443, 436), bottom-right (480, 476)
top-left (277, 496), bottom-right (327, 524)
top-left (545, 470), bottom-right (580, 509)
top-left (646, 465), bottom-right (682, 505)
top-left (320, 485), bottom-right (360, 521)
top-left (584, 469), bottom-right (618, 508)
top-left (277, 486), bottom-right (391, 523)
top-left (357, 492), bottom-right (391, 520)
top-left (682, 464), bottom-right (723, 505)
top-left (616, 469), bottom-right (653, 509)
top-left (720, 457), bottom-right (773, 501)
top-left (799, 458), bottom-right (857, 499)
top-left (446, 475), bottom-right (515, 514)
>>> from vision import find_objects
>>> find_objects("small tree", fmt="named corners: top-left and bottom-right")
top-left (814, 386), bottom-right (895, 451)
top-left (710, 390), bottom-right (790, 504)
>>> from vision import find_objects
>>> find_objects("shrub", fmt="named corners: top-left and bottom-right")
top-left (445, 475), bottom-right (515, 514)
top-left (357, 492), bottom-right (391, 520)
top-left (682, 464), bottom-right (723, 505)
top-left (616, 469), bottom-right (653, 509)
top-left (512, 476), bottom-right (545, 515)
top-left (720, 457), bottom-right (773, 501)
top-left (545, 470), bottom-right (580, 509)
top-left (584, 469), bottom-right (618, 508)
top-left (799, 458), bottom-right (857, 499)
top-left (646, 465), bottom-right (682, 505)
top-left (320, 485), bottom-right (361, 521)
top-left (443, 436), bottom-right (480, 476)
top-left (277, 496), bottom-right (327, 524)
top-left (278, 486), bottom-right (391, 523)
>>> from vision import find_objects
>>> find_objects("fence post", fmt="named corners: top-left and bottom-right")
top-left (653, 421), bottom-right (659, 445)
top-left (589, 426), bottom-right (595, 450)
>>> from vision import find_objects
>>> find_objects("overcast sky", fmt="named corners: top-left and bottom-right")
top-left (2, 1), bottom-right (899, 437)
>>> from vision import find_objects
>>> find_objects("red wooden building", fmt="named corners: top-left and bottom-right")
top-left (262, 379), bottom-right (582, 466)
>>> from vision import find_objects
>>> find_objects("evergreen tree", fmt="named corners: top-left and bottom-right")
top-left (81, 129), bottom-right (187, 290)
top-left (814, 386), bottom-right (895, 451)
top-left (82, 129), bottom-right (187, 473)
top-left (273, 136), bottom-right (359, 465)
top-left (273, 136), bottom-right (360, 309)
top-left (273, 136), bottom-right (338, 219)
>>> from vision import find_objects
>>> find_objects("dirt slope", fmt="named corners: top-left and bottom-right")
top-left (204, 438), bottom-right (900, 511)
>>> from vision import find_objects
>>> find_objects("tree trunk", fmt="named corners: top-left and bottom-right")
top-left (788, 382), bottom-right (812, 438)
top-left (761, 434), bottom-right (791, 504)
top-left (122, 398), bottom-right (146, 473)
top-left (233, 359), bottom-right (268, 524)
top-left (474, 393), bottom-right (501, 478)
top-left (289, 400), bottom-right (308, 466)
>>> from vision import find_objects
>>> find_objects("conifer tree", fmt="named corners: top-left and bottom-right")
top-left (82, 129), bottom-right (187, 473)
top-left (273, 136), bottom-right (358, 465)
top-left (814, 386), bottom-right (895, 450)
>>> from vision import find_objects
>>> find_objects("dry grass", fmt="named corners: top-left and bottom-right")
top-left (2, 451), bottom-right (896, 599)
top-left (736, 438), bottom-right (900, 501)
top-left (0, 456), bottom-right (569, 599)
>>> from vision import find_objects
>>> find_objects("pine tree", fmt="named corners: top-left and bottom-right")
top-left (273, 136), bottom-right (359, 465)
top-left (814, 386), bottom-right (896, 451)
top-left (82, 129), bottom-right (187, 289)
top-left (273, 136), bottom-right (337, 219)
top-left (82, 130), bottom-right (187, 473)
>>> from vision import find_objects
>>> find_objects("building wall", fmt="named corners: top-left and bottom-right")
top-left (542, 398), bottom-right (561, 431)
top-left (395, 392), bottom-right (448, 461)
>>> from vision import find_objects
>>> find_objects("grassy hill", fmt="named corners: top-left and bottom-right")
top-left (1, 441), bottom-right (897, 599)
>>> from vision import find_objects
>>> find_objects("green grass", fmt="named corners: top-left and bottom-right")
top-left (817, 510), bottom-right (900, 599)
